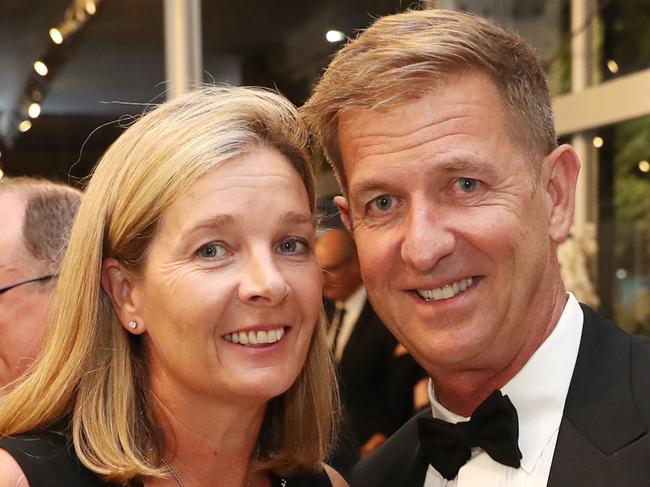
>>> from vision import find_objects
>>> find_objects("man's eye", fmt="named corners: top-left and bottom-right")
top-left (278, 238), bottom-right (308, 254)
top-left (197, 242), bottom-right (227, 259)
top-left (371, 194), bottom-right (394, 211)
top-left (456, 178), bottom-right (480, 193)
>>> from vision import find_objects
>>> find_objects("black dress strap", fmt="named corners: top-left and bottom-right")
top-left (0, 430), bottom-right (111, 486)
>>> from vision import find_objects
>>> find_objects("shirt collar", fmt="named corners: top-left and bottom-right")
top-left (336, 284), bottom-right (366, 317)
top-left (428, 293), bottom-right (583, 472)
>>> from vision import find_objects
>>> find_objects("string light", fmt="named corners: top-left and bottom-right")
top-left (33, 61), bottom-right (49, 76)
top-left (13, 1), bottom-right (103, 142)
top-left (592, 136), bottom-right (604, 148)
top-left (606, 59), bottom-right (619, 74)
top-left (49, 27), bottom-right (64, 44)
top-left (0, 169), bottom-right (4, 180)
top-left (18, 120), bottom-right (32, 133)
top-left (639, 160), bottom-right (650, 173)
top-left (326, 30), bottom-right (345, 43)
top-left (28, 102), bottom-right (41, 119)
top-left (85, 0), bottom-right (97, 15)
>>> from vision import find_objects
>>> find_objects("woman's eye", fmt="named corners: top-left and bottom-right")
top-left (371, 194), bottom-right (394, 211)
top-left (456, 178), bottom-right (480, 193)
top-left (196, 242), bottom-right (227, 259)
top-left (278, 238), bottom-right (308, 254)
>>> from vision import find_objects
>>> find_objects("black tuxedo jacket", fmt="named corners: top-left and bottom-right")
top-left (327, 297), bottom-right (397, 444)
top-left (351, 305), bottom-right (650, 486)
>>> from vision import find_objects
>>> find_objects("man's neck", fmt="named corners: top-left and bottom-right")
top-left (431, 290), bottom-right (569, 417)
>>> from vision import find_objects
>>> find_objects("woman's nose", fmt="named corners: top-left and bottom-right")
top-left (238, 251), bottom-right (290, 305)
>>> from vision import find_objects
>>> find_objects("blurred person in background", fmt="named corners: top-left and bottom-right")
top-left (0, 87), bottom-right (346, 487)
top-left (316, 225), bottom-right (426, 462)
top-left (0, 177), bottom-right (81, 390)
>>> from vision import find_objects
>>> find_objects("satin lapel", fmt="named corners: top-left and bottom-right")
top-left (403, 445), bottom-right (429, 487)
top-left (548, 305), bottom-right (646, 485)
top-left (402, 410), bottom-right (431, 486)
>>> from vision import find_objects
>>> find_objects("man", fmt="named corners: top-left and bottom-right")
top-left (303, 9), bottom-right (650, 487)
top-left (317, 227), bottom-right (401, 457)
top-left (0, 177), bottom-right (81, 390)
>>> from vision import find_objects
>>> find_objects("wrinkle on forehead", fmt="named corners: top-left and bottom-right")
top-left (339, 73), bottom-right (509, 156)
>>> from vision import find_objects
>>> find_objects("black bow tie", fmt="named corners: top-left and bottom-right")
top-left (417, 390), bottom-right (522, 480)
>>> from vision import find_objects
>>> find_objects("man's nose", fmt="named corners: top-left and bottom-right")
top-left (238, 250), bottom-right (289, 305)
top-left (400, 203), bottom-right (456, 273)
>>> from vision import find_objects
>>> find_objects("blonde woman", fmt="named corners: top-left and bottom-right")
top-left (0, 86), bottom-right (347, 487)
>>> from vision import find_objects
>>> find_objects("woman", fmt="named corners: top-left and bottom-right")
top-left (0, 86), bottom-right (346, 487)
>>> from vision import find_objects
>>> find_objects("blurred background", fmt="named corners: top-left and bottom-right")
top-left (0, 0), bottom-right (648, 333)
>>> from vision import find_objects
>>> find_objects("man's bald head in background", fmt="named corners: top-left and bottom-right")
top-left (0, 177), bottom-right (81, 389)
top-left (316, 228), bottom-right (364, 303)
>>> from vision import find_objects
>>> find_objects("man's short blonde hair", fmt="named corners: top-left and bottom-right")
top-left (302, 9), bottom-right (557, 193)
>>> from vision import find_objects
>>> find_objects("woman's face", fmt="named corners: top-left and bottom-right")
top-left (132, 146), bottom-right (322, 405)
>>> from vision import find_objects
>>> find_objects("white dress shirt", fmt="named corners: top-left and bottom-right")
top-left (424, 293), bottom-right (584, 487)
top-left (328, 285), bottom-right (367, 361)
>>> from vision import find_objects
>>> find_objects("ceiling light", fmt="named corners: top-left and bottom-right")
top-left (34, 61), bottom-right (48, 76)
top-left (639, 160), bottom-right (650, 173)
top-left (49, 27), bottom-right (64, 44)
top-left (0, 169), bottom-right (3, 180)
top-left (607, 59), bottom-right (619, 74)
top-left (85, 0), bottom-right (97, 15)
top-left (326, 30), bottom-right (345, 43)
top-left (616, 268), bottom-right (628, 280)
top-left (28, 102), bottom-right (41, 119)
top-left (592, 136), bottom-right (604, 148)
top-left (18, 120), bottom-right (32, 133)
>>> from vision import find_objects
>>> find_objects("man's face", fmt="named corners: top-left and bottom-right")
top-left (336, 71), bottom-right (569, 376)
top-left (315, 229), bottom-right (363, 302)
top-left (0, 192), bottom-right (51, 388)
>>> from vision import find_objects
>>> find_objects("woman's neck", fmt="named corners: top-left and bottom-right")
top-left (145, 372), bottom-right (269, 487)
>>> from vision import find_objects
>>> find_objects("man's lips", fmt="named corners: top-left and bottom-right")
top-left (411, 276), bottom-right (479, 302)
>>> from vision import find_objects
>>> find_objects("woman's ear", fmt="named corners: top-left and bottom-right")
top-left (542, 144), bottom-right (581, 244)
top-left (101, 258), bottom-right (146, 335)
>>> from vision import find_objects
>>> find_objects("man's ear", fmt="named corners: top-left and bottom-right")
top-left (101, 258), bottom-right (146, 335)
top-left (542, 144), bottom-right (581, 244)
top-left (334, 195), bottom-right (353, 232)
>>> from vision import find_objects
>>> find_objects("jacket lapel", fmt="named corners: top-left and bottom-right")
top-left (547, 305), bottom-right (647, 485)
top-left (399, 409), bottom-right (430, 487)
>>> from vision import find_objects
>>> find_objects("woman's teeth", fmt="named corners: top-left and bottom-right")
top-left (223, 327), bottom-right (285, 346)
top-left (417, 277), bottom-right (475, 301)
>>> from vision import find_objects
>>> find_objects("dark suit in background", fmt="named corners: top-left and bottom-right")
top-left (327, 297), bottom-right (397, 445)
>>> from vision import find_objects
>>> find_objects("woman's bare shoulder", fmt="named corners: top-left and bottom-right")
top-left (0, 449), bottom-right (29, 487)
top-left (323, 463), bottom-right (349, 487)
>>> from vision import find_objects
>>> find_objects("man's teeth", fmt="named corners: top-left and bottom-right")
top-left (223, 327), bottom-right (285, 346)
top-left (417, 277), bottom-right (475, 301)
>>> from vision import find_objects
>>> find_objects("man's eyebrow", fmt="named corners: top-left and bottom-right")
top-left (350, 158), bottom-right (496, 196)
top-left (349, 180), bottom-right (392, 196)
top-left (437, 158), bottom-right (489, 173)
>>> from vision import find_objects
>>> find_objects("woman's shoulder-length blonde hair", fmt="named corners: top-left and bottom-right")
top-left (0, 86), bottom-right (338, 483)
